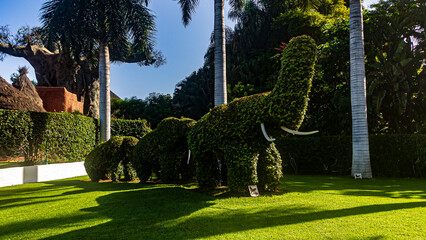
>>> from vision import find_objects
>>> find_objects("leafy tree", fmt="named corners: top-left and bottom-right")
top-left (111, 97), bottom-right (146, 121)
top-left (365, 0), bottom-right (425, 134)
top-left (173, 67), bottom-right (214, 120)
top-left (41, 0), bottom-right (161, 142)
top-left (0, 25), bottom-right (100, 117)
top-left (144, 93), bottom-right (175, 128)
top-left (111, 93), bottom-right (175, 129)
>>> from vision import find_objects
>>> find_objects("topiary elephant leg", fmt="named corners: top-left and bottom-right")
top-left (134, 160), bottom-right (154, 182)
top-left (257, 143), bottom-right (283, 192)
top-left (195, 150), bottom-right (221, 188)
top-left (224, 142), bottom-right (259, 192)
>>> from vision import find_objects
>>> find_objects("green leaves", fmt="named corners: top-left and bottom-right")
top-left (0, 109), bottom-right (150, 164)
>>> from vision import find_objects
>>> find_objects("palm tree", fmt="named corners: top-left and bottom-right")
top-left (41, 0), bottom-right (158, 142)
top-left (349, 0), bottom-right (372, 178)
top-left (177, 0), bottom-right (244, 106)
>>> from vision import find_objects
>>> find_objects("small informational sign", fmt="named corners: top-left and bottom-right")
top-left (248, 185), bottom-right (259, 197)
top-left (354, 173), bottom-right (362, 179)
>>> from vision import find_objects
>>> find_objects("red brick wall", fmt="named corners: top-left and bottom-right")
top-left (36, 87), bottom-right (84, 114)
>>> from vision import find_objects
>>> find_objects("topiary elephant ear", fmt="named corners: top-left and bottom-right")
top-left (84, 136), bottom-right (139, 182)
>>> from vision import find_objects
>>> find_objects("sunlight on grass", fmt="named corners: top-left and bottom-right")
top-left (0, 175), bottom-right (425, 239)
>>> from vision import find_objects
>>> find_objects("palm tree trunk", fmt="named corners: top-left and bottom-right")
top-left (99, 42), bottom-right (111, 142)
top-left (214, 0), bottom-right (227, 106)
top-left (350, 0), bottom-right (372, 178)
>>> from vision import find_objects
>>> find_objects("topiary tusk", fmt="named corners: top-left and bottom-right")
top-left (187, 149), bottom-right (191, 165)
top-left (281, 126), bottom-right (319, 135)
top-left (261, 123), bottom-right (276, 142)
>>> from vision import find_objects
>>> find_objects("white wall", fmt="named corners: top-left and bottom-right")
top-left (0, 162), bottom-right (87, 188)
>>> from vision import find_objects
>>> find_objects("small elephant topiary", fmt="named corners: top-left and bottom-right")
top-left (132, 117), bottom-right (196, 182)
top-left (188, 35), bottom-right (318, 192)
top-left (84, 136), bottom-right (139, 182)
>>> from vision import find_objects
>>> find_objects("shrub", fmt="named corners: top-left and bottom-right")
top-left (276, 134), bottom-right (426, 178)
top-left (132, 117), bottom-right (196, 182)
top-left (84, 136), bottom-right (139, 182)
top-left (0, 110), bottom-right (32, 157)
top-left (0, 109), bottom-right (151, 164)
top-left (111, 118), bottom-right (151, 139)
top-left (27, 111), bottom-right (97, 163)
top-left (188, 35), bottom-right (317, 191)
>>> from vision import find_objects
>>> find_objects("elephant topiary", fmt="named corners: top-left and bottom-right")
top-left (84, 136), bottom-right (139, 182)
top-left (188, 35), bottom-right (318, 192)
top-left (132, 117), bottom-right (196, 182)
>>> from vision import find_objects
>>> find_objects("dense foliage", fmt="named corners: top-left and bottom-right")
top-left (84, 136), bottom-right (139, 182)
top-left (0, 109), bottom-right (150, 164)
top-left (277, 134), bottom-right (426, 178)
top-left (188, 35), bottom-right (317, 192)
top-left (27, 111), bottom-right (97, 163)
top-left (111, 118), bottom-right (151, 139)
top-left (172, 0), bottom-right (425, 136)
top-left (0, 110), bottom-right (32, 157)
top-left (111, 93), bottom-right (174, 128)
top-left (132, 117), bottom-right (196, 182)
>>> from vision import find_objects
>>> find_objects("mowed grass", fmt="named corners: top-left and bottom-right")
top-left (0, 162), bottom-right (25, 169)
top-left (0, 175), bottom-right (425, 240)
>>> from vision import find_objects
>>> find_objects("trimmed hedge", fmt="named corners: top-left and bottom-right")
top-left (111, 118), bottom-right (151, 139)
top-left (0, 109), bottom-right (151, 164)
top-left (276, 135), bottom-right (426, 178)
top-left (27, 111), bottom-right (97, 163)
top-left (132, 117), bottom-right (196, 182)
top-left (84, 136), bottom-right (139, 182)
top-left (0, 110), bottom-right (32, 157)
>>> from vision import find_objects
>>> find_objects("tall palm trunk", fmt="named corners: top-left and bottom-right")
top-left (349, 0), bottom-right (372, 178)
top-left (214, 0), bottom-right (227, 106)
top-left (99, 42), bottom-right (111, 142)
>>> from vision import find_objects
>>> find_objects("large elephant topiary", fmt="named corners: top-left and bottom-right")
top-left (188, 35), bottom-right (318, 192)
top-left (132, 117), bottom-right (196, 182)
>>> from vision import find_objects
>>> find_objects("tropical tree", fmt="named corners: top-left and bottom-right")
top-left (0, 26), bottom-right (100, 117)
top-left (349, 0), bottom-right (372, 178)
top-left (41, 0), bottom-right (160, 142)
top-left (177, 0), bottom-right (244, 106)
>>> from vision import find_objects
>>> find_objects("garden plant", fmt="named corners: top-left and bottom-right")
top-left (132, 117), bottom-right (196, 182)
top-left (188, 35), bottom-right (318, 192)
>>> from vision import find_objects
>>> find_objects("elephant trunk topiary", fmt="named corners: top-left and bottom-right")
top-left (188, 35), bottom-right (318, 192)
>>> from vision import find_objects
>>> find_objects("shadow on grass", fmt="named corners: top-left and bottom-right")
top-left (282, 175), bottom-right (426, 199)
top-left (28, 178), bottom-right (424, 240)
top-left (2, 176), bottom-right (426, 239)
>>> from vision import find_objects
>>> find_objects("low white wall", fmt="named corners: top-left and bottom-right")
top-left (0, 167), bottom-right (24, 188)
top-left (0, 162), bottom-right (87, 188)
top-left (37, 162), bottom-right (86, 182)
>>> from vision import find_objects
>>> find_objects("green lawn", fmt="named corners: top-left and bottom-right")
top-left (0, 162), bottom-right (25, 169)
top-left (0, 175), bottom-right (425, 240)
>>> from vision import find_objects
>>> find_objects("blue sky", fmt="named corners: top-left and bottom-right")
top-left (0, 0), bottom-right (379, 100)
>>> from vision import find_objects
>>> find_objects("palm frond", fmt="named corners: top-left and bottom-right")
top-left (178, 0), bottom-right (199, 26)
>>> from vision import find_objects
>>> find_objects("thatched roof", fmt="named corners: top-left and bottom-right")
top-left (0, 69), bottom-right (45, 112)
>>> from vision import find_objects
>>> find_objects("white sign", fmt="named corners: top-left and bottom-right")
top-left (248, 185), bottom-right (259, 197)
top-left (354, 173), bottom-right (362, 179)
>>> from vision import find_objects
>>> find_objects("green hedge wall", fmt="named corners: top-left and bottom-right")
top-left (0, 110), bottom-right (32, 157)
top-left (0, 109), bottom-right (151, 164)
top-left (27, 111), bottom-right (97, 163)
top-left (276, 135), bottom-right (426, 178)
top-left (111, 118), bottom-right (151, 139)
